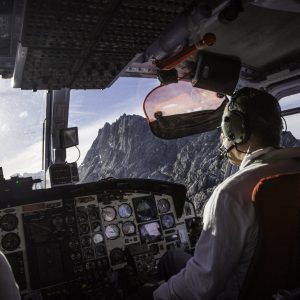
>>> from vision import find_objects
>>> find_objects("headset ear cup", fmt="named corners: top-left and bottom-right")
top-left (222, 110), bottom-right (249, 144)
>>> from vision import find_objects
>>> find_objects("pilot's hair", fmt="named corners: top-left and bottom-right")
top-left (232, 87), bottom-right (283, 147)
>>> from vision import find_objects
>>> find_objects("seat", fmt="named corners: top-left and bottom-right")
top-left (239, 172), bottom-right (300, 300)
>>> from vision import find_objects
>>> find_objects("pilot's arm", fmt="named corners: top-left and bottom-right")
top-left (0, 251), bottom-right (21, 300)
top-left (153, 185), bottom-right (258, 300)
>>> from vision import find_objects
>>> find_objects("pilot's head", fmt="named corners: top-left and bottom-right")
top-left (220, 87), bottom-right (282, 165)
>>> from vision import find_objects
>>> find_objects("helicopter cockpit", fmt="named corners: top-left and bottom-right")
top-left (0, 0), bottom-right (300, 299)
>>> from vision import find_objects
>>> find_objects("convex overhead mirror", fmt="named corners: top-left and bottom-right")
top-left (143, 81), bottom-right (228, 139)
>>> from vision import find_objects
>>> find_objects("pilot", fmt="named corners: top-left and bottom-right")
top-left (153, 87), bottom-right (300, 300)
top-left (0, 251), bottom-right (21, 300)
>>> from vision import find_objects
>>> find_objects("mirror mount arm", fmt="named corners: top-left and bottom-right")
top-left (155, 33), bottom-right (216, 70)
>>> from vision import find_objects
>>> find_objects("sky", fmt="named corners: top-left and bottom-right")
top-left (0, 77), bottom-right (158, 178)
top-left (0, 77), bottom-right (299, 178)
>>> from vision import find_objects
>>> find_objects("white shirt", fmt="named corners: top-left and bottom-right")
top-left (0, 251), bottom-right (21, 300)
top-left (154, 147), bottom-right (300, 300)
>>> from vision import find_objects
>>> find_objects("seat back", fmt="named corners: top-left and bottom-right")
top-left (239, 172), bottom-right (300, 300)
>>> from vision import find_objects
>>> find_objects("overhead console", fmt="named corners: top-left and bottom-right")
top-left (0, 179), bottom-right (202, 300)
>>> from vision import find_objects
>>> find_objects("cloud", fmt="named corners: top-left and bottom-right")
top-left (0, 124), bottom-right (9, 133)
top-left (0, 78), bottom-right (44, 102)
top-left (280, 94), bottom-right (299, 110)
top-left (1, 141), bottom-right (43, 178)
top-left (1, 112), bottom-right (131, 177)
top-left (284, 114), bottom-right (300, 139)
top-left (0, 78), bottom-right (46, 173)
top-left (0, 77), bottom-right (154, 178)
top-left (19, 111), bottom-right (28, 118)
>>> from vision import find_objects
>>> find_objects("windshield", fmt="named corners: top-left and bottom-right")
top-left (1, 78), bottom-right (299, 212)
top-left (68, 77), bottom-right (228, 210)
top-left (0, 78), bottom-right (45, 178)
top-left (67, 77), bottom-right (159, 164)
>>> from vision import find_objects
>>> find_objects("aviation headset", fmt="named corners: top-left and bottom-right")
top-left (221, 88), bottom-right (282, 146)
top-left (221, 98), bottom-right (249, 145)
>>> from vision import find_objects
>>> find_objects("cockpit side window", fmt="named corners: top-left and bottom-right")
top-left (279, 93), bottom-right (300, 139)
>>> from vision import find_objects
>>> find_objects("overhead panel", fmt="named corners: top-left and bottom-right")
top-left (0, 0), bottom-right (24, 78)
top-left (17, 0), bottom-right (195, 90)
top-left (207, 4), bottom-right (300, 75)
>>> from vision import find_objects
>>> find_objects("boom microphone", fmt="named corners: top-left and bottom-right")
top-left (218, 144), bottom-right (235, 160)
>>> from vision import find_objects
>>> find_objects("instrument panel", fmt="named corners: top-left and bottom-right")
top-left (0, 179), bottom-right (201, 299)
top-left (98, 193), bottom-right (181, 269)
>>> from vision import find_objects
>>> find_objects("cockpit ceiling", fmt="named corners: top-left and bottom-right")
top-left (207, 4), bottom-right (300, 73)
top-left (12, 1), bottom-right (300, 90)
top-left (17, 0), bottom-right (195, 90)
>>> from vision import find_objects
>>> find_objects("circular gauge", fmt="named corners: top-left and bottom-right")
top-left (161, 214), bottom-right (175, 229)
top-left (122, 221), bottom-right (136, 236)
top-left (105, 224), bottom-right (120, 240)
top-left (0, 214), bottom-right (19, 232)
top-left (65, 215), bottom-right (75, 225)
top-left (95, 245), bottom-right (106, 257)
top-left (79, 223), bottom-right (90, 235)
top-left (91, 221), bottom-right (101, 232)
top-left (1, 232), bottom-right (21, 251)
top-left (102, 206), bottom-right (116, 222)
top-left (118, 203), bottom-right (132, 218)
top-left (88, 207), bottom-right (99, 220)
top-left (52, 216), bottom-right (64, 228)
top-left (83, 247), bottom-right (94, 260)
top-left (92, 233), bottom-right (104, 244)
top-left (157, 198), bottom-right (170, 214)
top-left (81, 236), bottom-right (92, 248)
top-left (136, 199), bottom-right (156, 221)
top-left (110, 248), bottom-right (125, 266)
top-left (77, 210), bottom-right (88, 223)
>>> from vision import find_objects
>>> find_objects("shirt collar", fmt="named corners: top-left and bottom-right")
top-left (239, 146), bottom-right (275, 169)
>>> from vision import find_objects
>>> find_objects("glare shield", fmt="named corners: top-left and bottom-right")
top-left (143, 81), bottom-right (228, 139)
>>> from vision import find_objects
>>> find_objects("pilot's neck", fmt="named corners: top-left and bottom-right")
top-left (240, 147), bottom-right (275, 169)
